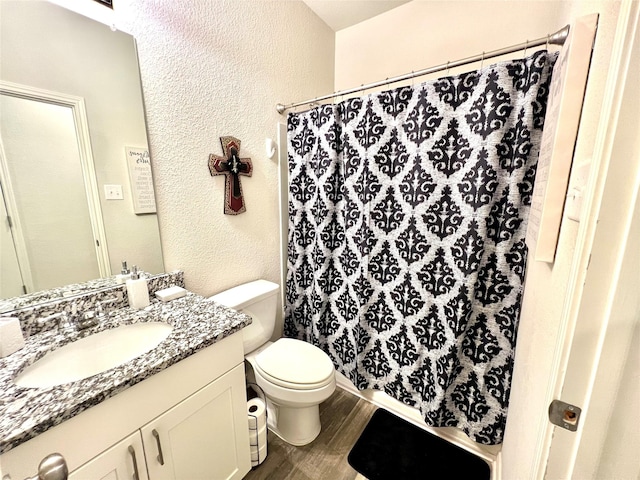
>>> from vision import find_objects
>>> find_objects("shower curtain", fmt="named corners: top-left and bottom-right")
top-left (284, 50), bottom-right (557, 445)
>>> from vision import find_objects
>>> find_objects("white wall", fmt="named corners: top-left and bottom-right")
top-left (335, 1), bottom-right (578, 91)
top-left (504, 3), bottom-right (621, 478)
top-left (586, 16), bottom-right (640, 475)
top-left (99, 0), bottom-right (335, 337)
top-left (545, 5), bottom-right (640, 476)
top-left (335, 1), bottom-right (621, 478)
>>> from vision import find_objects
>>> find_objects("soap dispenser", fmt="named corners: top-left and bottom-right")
top-left (126, 266), bottom-right (150, 309)
top-left (116, 260), bottom-right (132, 284)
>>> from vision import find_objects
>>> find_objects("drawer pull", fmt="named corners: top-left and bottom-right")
top-left (152, 429), bottom-right (165, 465)
top-left (127, 446), bottom-right (140, 480)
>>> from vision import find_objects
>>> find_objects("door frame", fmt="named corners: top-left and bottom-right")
top-left (0, 142), bottom-right (33, 294)
top-left (535, 1), bottom-right (639, 477)
top-left (0, 81), bottom-right (111, 286)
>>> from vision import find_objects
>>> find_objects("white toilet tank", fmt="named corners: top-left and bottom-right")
top-left (209, 280), bottom-right (279, 354)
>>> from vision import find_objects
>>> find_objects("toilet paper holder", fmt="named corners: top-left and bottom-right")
top-left (247, 382), bottom-right (268, 465)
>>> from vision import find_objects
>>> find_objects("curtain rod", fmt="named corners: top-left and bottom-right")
top-left (276, 24), bottom-right (569, 115)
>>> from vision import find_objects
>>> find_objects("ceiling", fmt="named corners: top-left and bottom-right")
top-left (302, 0), bottom-right (411, 31)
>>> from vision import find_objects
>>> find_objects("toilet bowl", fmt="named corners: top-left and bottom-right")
top-left (210, 280), bottom-right (336, 446)
top-left (246, 338), bottom-right (336, 445)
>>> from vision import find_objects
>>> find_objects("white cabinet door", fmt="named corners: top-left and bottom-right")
top-left (141, 364), bottom-right (251, 480)
top-left (69, 431), bottom-right (149, 480)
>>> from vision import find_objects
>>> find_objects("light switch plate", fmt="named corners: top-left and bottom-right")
top-left (104, 184), bottom-right (124, 200)
top-left (565, 160), bottom-right (591, 222)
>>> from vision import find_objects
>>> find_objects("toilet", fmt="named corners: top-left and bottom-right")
top-left (210, 280), bottom-right (336, 446)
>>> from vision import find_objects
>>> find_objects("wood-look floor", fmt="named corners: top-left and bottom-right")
top-left (243, 387), bottom-right (377, 480)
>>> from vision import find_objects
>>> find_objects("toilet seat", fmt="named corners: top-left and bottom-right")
top-left (254, 338), bottom-right (335, 390)
top-left (254, 364), bottom-right (334, 390)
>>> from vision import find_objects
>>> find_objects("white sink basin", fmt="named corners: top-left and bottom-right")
top-left (15, 322), bottom-right (173, 388)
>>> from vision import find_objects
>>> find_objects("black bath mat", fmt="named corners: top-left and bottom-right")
top-left (348, 408), bottom-right (491, 479)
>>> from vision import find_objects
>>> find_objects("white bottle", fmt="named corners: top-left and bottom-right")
top-left (126, 265), bottom-right (150, 309)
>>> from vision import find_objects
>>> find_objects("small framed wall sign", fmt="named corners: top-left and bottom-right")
top-left (125, 146), bottom-right (156, 214)
top-left (92, 0), bottom-right (113, 8)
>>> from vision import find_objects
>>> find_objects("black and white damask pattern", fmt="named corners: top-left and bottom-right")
top-left (284, 51), bottom-right (557, 445)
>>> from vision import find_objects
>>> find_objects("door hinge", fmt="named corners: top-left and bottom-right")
top-left (549, 399), bottom-right (582, 431)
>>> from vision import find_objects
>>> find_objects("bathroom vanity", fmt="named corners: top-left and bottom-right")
top-left (0, 277), bottom-right (253, 480)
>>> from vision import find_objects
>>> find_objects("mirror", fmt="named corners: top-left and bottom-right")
top-left (0, 1), bottom-right (164, 310)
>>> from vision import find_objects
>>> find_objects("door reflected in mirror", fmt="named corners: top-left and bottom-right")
top-left (0, 0), bottom-right (164, 306)
top-left (1, 93), bottom-right (104, 294)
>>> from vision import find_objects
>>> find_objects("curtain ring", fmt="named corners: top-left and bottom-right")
top-left (546, 34), bottom-right (550, 51)
top-left (481, 52), bottom-right (485, 69)
top-left (524, 39), bottom-right (528, 58)
top-left (446, 61), bottom-right (450, 75)
top-left (411, 70), bottom-right (415, 87)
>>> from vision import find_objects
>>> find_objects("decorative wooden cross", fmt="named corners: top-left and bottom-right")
top-left (208, 136), bottom-right (253, 215)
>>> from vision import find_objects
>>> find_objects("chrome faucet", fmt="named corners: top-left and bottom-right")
top-left (76, 311), bottom-right (99, 330)
top-left (38, 310), bottom-right (98, 332)
top-left (36, 292), bottom-right (123, 334)
top-left (97, 293), bottom-right (123, 318)
top-left (37, 312), bottom-right (72, 333)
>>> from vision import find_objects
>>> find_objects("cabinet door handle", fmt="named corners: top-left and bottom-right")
top-left (128, 445), bottom-right (140, 480)
top-left (23, 453), bottom-right (68, 480)
top-left (151, 429), bottom-right (165, 465)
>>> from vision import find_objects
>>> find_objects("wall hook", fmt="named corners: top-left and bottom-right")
top-left (265, 138), bottom-right (276, 159)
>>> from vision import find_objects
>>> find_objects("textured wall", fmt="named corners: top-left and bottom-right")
top-left (110, 0), bottom-right (335, 304)
top-left (335, 2), bottom-right (621, 478)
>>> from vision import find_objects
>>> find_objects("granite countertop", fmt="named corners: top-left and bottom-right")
top-left (0, 293), bottom-right (251, 455)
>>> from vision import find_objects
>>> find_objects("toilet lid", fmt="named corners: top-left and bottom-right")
top-left (255, 338), bottom-right (335, 386)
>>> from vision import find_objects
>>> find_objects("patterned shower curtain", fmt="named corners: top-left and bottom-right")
top-left (284, 50), bottom-right (557, 445)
